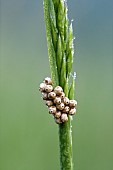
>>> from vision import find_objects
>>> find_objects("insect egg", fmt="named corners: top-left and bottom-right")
top-left (56, 103), bottom-right (65, 110)
top-left (39, 83), bottom-right (46, 92)
top-left (46, 100), bottom-right (53, 107)
top-left (54, 86), bottom-right (63, 95)
top-left (63, 97), bottom-right (70, 105)
top-left (53, 97), bottom-right (61, 105)
top-left (69, 100), bottom-right (77, 107)
top-left (45, 85), bottom-right (53, 93)
top-left (59, 92), bottom-right (65, 99)
top-left (62, 106), bottom-right (70, 113)
top-left (48, 92), bottom-right (56, 99)
top-left (69, 108), bottom-right (76, 115)
top-left (44, 77), bottom-right (52, 85)
top-left (54, 111), bottom-right (61, 118)
top-left (61, 114), bottom-right (68, 122)
top-left (42, 92), bottom-right (48, 100)
top-left (48, 106), bottom-right (57, 114)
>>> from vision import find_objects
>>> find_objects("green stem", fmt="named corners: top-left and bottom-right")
top-left (59, 118), bottom-right (73, 170)
top-left (43, 0), bottom-right (75, 169)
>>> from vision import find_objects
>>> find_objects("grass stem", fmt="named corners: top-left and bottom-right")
top-left (43, 0), bottom-right (75, 169)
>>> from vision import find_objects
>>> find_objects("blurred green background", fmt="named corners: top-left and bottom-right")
top-left (0, 0), bottom-right (112, 170)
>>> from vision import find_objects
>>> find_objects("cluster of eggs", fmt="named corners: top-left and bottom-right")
top-left (39, 77), bottom-right (77, 124)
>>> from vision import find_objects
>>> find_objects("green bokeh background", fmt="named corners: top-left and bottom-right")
top-left (0, 0), bottom-right (112, 170)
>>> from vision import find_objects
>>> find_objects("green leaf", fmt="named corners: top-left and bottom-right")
top-left (68, 76), bottom-right (75, 99)
top-left (64, 78), bottom-right (68, 97)
top-left (43, 0), bottom-right (59, 87)
top-left (52, 0), bottom-right (60, 14)
top-left (69, 22), bottom-right (73, 47)
top-left (66, 22), bottom-right (74, 78)
top-left (51, 18), bottom-right (58, 51)
top-left (66, 49), bottom-right (73, 78)
top-left (49, 0), bottom-right (56, 27)
top-left (57, 0), bottom-right (65, 40)
top-left (56, 35), bottom-right (62, 76)
top-left (64, 2), bottom-right (69, 44)
top-left (60, 54), bottom-right (66, 88)
top-left (66, 22), bottom-right (73, 56)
